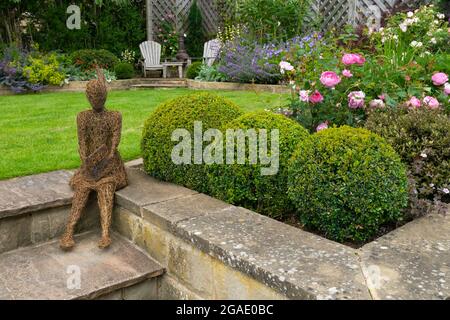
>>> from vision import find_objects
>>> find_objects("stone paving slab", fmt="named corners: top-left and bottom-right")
top-left (0, 170), bottom-right (74, 219)
top-left (0, 231), bottom-right (164, 300)
top-left (115, 168), bottom-right (197, 216)
top-left (359, 213), bottom-right (450, 300)
top-left (172, 206), bottom-right (371, 300)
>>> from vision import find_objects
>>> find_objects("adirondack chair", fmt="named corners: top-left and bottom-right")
top-left (139, 40), bottom-right (163, 77)
top-left (203, 39), bottom-right (221, 67)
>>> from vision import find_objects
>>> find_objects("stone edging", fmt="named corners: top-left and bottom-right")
top-left (0, 79), bottom-right (290, 95)
top-left (0, 163), bottom-right (448, 299)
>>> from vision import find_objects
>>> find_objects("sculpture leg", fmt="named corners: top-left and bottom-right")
top-left (60, 187), bottom-right (91, 251)
top-left (97, 182), bottom-right (115, 249)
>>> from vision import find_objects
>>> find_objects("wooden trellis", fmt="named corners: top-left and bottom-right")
top-left (147, 0), bottom-right (431, 40)
top-left (150, 0), bottom-right (220, 36)
top-left (307, 0), bottom-right (431, 31)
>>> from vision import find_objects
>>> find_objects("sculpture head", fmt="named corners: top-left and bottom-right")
top-left (86, 67), bottom-right (107, 112)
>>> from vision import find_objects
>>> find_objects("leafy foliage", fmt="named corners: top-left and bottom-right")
top-left (235, 0), bottom-right (311, 43)
top-left (365, 108), bottom-right (450, 205)
top-left (114, 62), bottom-right (135, 79)
top-left (185, 61), bottom-right (203, 79)
top-left (207, 111), bottom-right (309, 218)
top-left (70, 49), bottom-right (119, 71)
top-left (141, 93), bottom-right (243, 193)
top-left (195, 64), bottom-right (227, 82)
top-left (1, 0), bottom-right (145, 57)
top-left (288, 126), bottom-right (409, 243)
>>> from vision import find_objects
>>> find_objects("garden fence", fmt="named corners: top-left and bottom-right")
top-left (149, 0), bottom-right (431, 38)
top-left (307, 0), bottom-right (432, 31)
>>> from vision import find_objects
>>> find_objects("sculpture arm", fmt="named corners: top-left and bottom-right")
top-left (77, 113), bottom-right (88, 162)
top-left (109, 112), bottom-right (122, 157)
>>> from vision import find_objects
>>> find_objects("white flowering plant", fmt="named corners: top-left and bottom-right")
top-left (371, 5), bottom-right (448, 57)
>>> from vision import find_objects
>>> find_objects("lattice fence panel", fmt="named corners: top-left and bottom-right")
top-left (150, 0), bottom-right (431, 39)
top-left (308, 0), bottom-right (431, 31)
top-left (151, 0), bottom-right (221, 36)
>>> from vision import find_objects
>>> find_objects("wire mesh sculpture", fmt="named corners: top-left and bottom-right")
top-left (60, 68), bottom-right (128, 251)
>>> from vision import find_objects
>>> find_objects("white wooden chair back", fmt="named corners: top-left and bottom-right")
top-left (203, 39), bottom-right (221, 67)
top-left (139, 40), bottom-right (162, 68)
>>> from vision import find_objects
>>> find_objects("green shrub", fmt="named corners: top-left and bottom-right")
top-left (185, 0), bottom-right (205, 57)
top-left (208, 111), bottom-right (309, 218)
top-left (288, 126), bottom-right (409, 243)
top-left (365, 108), bottom-right (450, 205)
top-left (114, 62), bottom-right (135, 79)
top-left (186, 62), bottom-right (203, 79)
top-left (70, 49), bottom-right (119, 71)
top-left (141, 93), bottom-right (243, 193)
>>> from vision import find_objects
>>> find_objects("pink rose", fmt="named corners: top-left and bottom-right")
top-left (299, 90), bottom-right (310, 102)
top-left (348, 91), bottom-right (365, 108)
top-left (378, 94), bottom-right (386, 101)
top-left (342, 69), bottom-right (353, 78)
top-left (369, 99), bottom-right (385, 109)
top-left (444, 83), bottom-right (450, 95)
top-left (342, 53), bottom-right (365, 66)
top-left (432, 72), bottom-right (448, 86)
top-left (309, 90), bottom-right (324, 104)
top-left (316, 122), bottom-right (329, 132)
top-left (407, 96), bottom-right (421, 108)
top-left (320, 71), bottom-right (341, 88)
top-left (423, 96), bottom-right (440, 109)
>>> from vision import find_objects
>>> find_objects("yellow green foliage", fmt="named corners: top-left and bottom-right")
top-left (23, 53), bottom-right (65, 86)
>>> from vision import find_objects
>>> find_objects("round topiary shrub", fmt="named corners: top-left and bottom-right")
top-left (288, 126), bottom-right (409, 243)
top-left (141, 93), bottom-right (243, 193)
top-left (114, 62), bottom-right (135, 79)
top-left (186, 61), bottom-right (203, 79)
top-left (207, 111), bottom-right (309, 218)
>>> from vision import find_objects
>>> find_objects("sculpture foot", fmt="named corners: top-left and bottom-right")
top-left (60, 235), bottom-right (75, 251)
top-left (98, 236), bottom-right (111, 249)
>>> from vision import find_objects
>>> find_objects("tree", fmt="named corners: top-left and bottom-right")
top-left (185, 0), bottom-right (205, 58)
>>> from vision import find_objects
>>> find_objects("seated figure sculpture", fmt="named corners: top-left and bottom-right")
top-left (60, 68), bottom-right (128, 251)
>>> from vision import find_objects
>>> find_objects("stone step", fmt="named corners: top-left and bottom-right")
top-left (0, 160), bottom-right (143, 254)
top-left (0, 231), bottom-right (165, 300)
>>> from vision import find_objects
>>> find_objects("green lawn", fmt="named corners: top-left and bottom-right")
top-left (0, 88), bottom-right (288, 180)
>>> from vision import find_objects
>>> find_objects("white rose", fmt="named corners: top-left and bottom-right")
top-left (400, 24), bottom-right (407, 32)
top-left (410, 40), bottom-right (418, 47)
top-left (407, 12), bottom-right (414, 18)
top-left (430, 37), bottom-right (437, 44)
